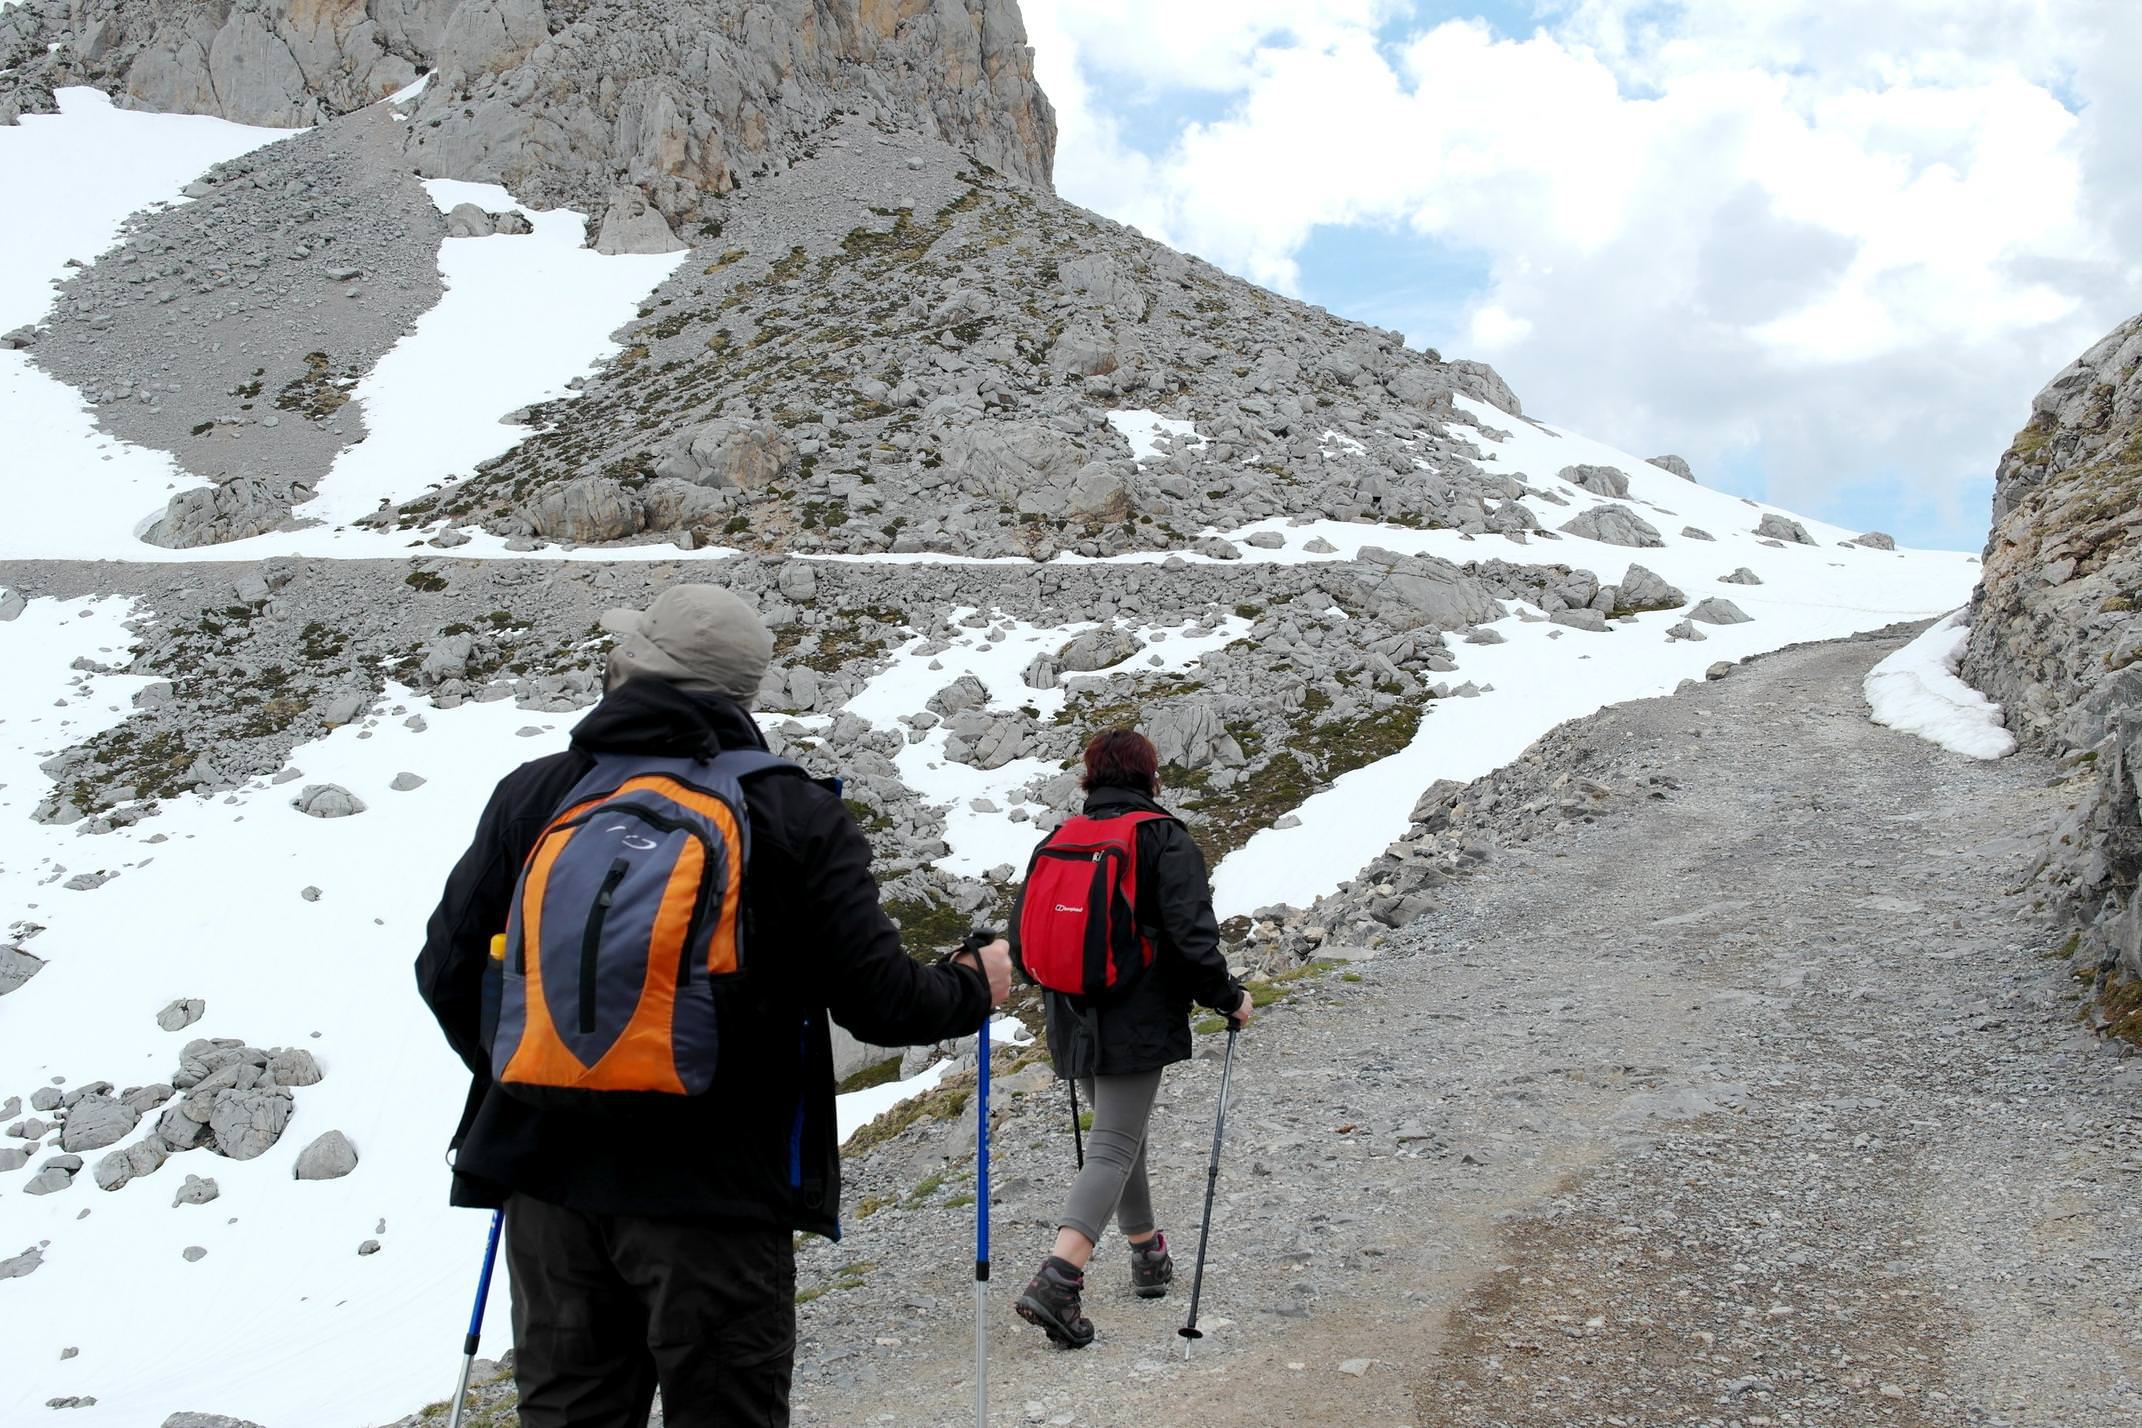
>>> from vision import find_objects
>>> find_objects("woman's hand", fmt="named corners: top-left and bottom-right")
top-left (1226, 989), bottom-right (1254, 1029)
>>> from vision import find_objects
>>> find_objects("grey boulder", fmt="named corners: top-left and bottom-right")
top-left (1755, 513), bottom-right (1815, 545)
top-left (0, 1247), bottom-right (41, 1279)
top-left (1559, 463), bottom-right (1629, 497)
top-left (173, 1173), bottom-right (221, 1207)
top-left (444, 202), bottom-right (496, 238)
top-left (207, 1089), bottom-right (292, 1161)
top-left (1856, 530), bottom-right (1897, 550)
top-left (94, 1138), bottom-right (169, 1191)
top-left (268, 1048), bottom-right (324, 1087)
top-left (593, 184), bottom-right (687, 255)
top-left (1688, 598), bottom-right (1753, 625)
top-left (23, 1165), bottom-right (74, 1195)
top-left (1719, 567), bottom-right (1763, 585)
top-left (157, 998), bottom-right (206, 1032)
top-left (1647, 454), bottom-right (1696, 481)
top-left (1550, 608), bottom-right (1611, 633)
top-left (0, 943), bottom-right (45, 996)
top-left (295, 784), bottom-right (366, 819)
top-left (58, 1095), bottom-right (139, 1153)
top-left (654, 420), bottom-right (795, 489)
top-left (1560, 504), bottom-right (1665, 548)
top-left (1617, 564), bottom-right (1686, 612)
top-left (293, 1130), bottom-right (359, 1181)
top-left (523, 477), bottom-right (644, 543)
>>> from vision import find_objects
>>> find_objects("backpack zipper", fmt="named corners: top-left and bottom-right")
top-left (579, 858), bottom-right (631, 1034)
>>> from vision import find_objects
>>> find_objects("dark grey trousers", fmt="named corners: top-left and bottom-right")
top-left (506, 1193), bottom-right (795, 1428)
top-left (1059, 1068), bottom-right (1165, 1244)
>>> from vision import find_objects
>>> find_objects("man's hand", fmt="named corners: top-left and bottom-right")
top-left (1226, 989), bottom-right (1254, 1029)
top-left (951, 936), bottom-right (1013, 1008)
top-left (975, 938), bottom-right (1012, 1007)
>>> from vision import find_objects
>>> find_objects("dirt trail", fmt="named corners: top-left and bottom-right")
top-left (788, 628), bottom-right (2142, 1428)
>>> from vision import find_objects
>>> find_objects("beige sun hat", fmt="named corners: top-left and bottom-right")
top-left (601, 584), bottom-right (773, 706)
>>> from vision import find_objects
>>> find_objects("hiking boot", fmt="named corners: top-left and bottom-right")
top-left (1015, 1255), bottom-right (1096, 1348)
top-left (1128, 1233), bottom-right (1173, 1299)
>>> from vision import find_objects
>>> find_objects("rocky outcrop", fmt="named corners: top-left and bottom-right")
top-left (1963, 311), bottom-right (2142, 985)
top-left (0, 0), bottom-right (1058, 238)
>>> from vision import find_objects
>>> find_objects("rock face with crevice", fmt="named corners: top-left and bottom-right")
top-left (1963, 310), bottom-right (2142, 982)
top-left (0, 0), bottom-right (1057, 244)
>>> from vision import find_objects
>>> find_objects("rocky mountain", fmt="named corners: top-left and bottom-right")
top-left (0, 0), bottom-right (1055, 239)
top-left (1963, 311), bottom-right (2142, 998)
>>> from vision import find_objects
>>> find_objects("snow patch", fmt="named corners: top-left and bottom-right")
top-left (301, 181), bottom-right (685, 526)
top-left (1863, 611), bottom-right (2017, 760)
top-left (1107, 408), bottom-right (1202, 462)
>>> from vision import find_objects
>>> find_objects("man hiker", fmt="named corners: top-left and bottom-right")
top-left (414, 583), bottom-right (1012, 1428)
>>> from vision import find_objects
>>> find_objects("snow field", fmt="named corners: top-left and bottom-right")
top-left (0, 659), bottom-right (574, 1427)
top-left (1862, 610), bottom-right (2018, 759)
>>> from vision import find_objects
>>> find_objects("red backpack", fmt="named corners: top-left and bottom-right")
top-left (1017, 811), bottom-right (1175, 999)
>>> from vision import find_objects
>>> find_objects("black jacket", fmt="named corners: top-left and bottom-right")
top-left (413, 678), bottom-right (989, 1238)
top-left (1009, 784), bottom-right (1241, 1078)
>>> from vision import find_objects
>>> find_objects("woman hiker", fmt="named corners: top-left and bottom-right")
top-left (1007, 728), bottom-right (1254, 1349)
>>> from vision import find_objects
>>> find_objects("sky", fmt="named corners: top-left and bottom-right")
top-left (1018, 0), bottom-right (2142, 551)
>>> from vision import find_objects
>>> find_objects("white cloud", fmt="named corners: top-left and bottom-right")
top-left (1020, 0), bottom-right (2142, 544)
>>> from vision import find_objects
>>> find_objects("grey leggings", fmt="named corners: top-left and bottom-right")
top-left (1058, 1069), bottom-right (1165, 1245)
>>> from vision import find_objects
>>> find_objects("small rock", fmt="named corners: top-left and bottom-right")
top-left (182, 1245), bottom-right (207, 1262)
top-left (173, 1174), bottom-right (220, 1207)
top-left (157, 998), bottom-right (206, 1032)
top-left (357, 1238), bottom-right (382, 1256)
top-left (389, 772), bottom-right (426, 791)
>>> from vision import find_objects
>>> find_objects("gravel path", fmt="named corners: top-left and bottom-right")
top-left (784, 627), bottom-right (2142, 1428)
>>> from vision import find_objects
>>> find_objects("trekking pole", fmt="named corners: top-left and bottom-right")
top-left (446, 1207), bottom-right (504, 1428)
top-left (1179, 1025), bottom-right (1241, 1359)
top-left (1068, 1077), bottom-right (1085, 1169)
top-left (963, 928), bottom-right (998, 1428)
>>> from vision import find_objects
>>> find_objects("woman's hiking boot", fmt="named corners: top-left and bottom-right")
top-left (1015, 1255), bottom-right (1096, 1348)
top-left (1128, 1232), bottom-right (1173, 1299)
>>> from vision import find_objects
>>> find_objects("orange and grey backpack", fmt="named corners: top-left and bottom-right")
top-left (1016, 810), bottom-right (1175, 1000)
top-left (481, 749), bottom-right (796, 1108)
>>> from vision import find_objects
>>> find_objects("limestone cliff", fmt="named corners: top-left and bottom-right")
top-left (1963, 312), bottom-right (2142, 983)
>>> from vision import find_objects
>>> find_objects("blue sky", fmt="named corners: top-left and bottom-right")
top-left (1022, 0), bottom-right (2142, 551)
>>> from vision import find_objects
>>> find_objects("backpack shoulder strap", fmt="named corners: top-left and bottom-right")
top-left (709, 749), bottom-right (803, 783)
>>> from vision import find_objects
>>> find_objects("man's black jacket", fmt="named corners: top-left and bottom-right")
top-left (1008, 783), bottom-right (1241, 1078)
top-left (413, 677), bottom-right (989, 1237)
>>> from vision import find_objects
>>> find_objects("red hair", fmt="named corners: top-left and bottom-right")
top-left (1081, 728), bottom-right (1159, 793)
